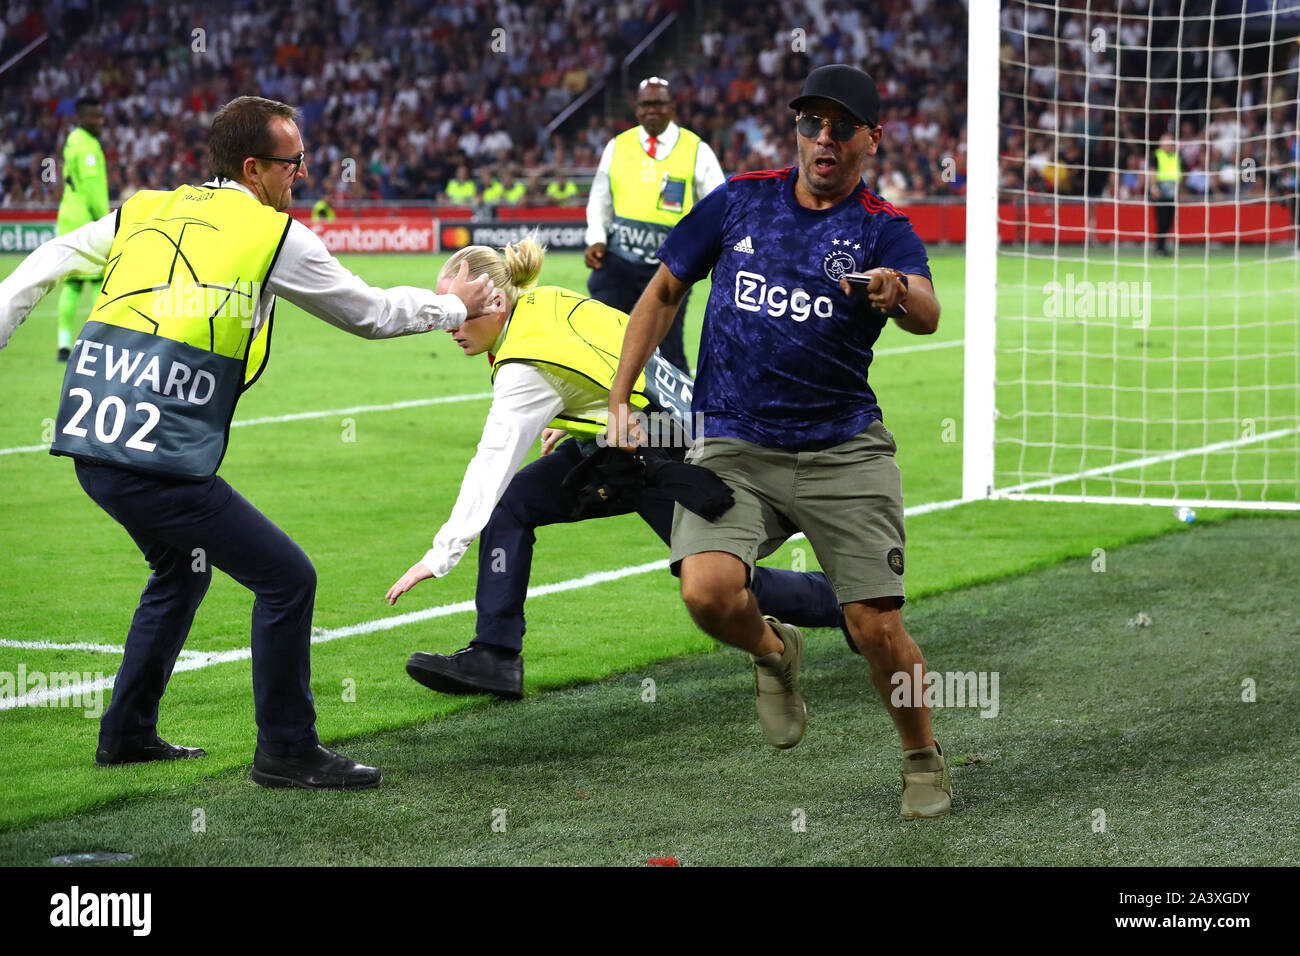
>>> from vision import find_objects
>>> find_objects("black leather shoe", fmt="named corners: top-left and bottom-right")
top-left (251, 745), bottom-right (382, 790)
top-left (406, 644), bottom-right (523, 700)
top-left (57, 347), bottom-right (71, 363)
top-left (95, 736), bottom-right (207, 766)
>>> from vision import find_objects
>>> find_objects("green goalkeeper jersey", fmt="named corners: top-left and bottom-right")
top-left (57, 126), bottom-right (109, 233)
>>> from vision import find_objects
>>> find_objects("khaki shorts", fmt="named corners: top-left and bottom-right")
top-left (669, 419), bottom-right (907, 606)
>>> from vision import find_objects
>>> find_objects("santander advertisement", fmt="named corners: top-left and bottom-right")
top-left (306, 219), bottom-right (435, 253)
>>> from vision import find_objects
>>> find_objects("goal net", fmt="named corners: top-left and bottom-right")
top-left (964, 0), bottom-right (1300, 511)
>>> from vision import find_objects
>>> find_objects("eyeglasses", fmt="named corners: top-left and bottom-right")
top-left (796, 113), bottom-right (870, 142)
top-left (255, 151), bottom-right (306, 172)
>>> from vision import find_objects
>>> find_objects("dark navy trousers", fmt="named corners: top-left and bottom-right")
top-left (472, 440), bottom-right (843, 652)
top-left (588, 253), bottom-right (692, 375)
top-left (75, 460), bottom-right (319, 757)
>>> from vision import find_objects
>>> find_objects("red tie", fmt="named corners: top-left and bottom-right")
top-left (647, 136), bottom-right (658, 159)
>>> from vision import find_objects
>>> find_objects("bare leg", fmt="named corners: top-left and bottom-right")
top-left (845, 598), bottom-right (934, 752)
top-left (679, 551), bottom-right (783, 656)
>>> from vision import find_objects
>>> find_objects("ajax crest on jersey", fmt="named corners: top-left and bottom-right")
top-left (823, 246), bottom-right (856, 282)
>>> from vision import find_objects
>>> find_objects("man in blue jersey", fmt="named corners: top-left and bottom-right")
top-left (608, 64), bottom-right (952, 819)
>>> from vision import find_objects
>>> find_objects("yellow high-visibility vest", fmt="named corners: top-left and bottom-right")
top-left (50, 185), bottom-right (290, 478)
top-left (445, 179), bottom-right (477, 203)
top-left (491, 286), bottom-right (667, 438)
top-left (546, 181), bottom-right (578, 202)
top-left (1154, 148), bottom-right (1181, 200)
top-left (1154, 148), bottom-right (1182, 181)
top-left (607, 127), bottom-right (701, 265)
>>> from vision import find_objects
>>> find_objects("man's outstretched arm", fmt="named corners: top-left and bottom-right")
top-left (0, 214), bottom-right (115, 352)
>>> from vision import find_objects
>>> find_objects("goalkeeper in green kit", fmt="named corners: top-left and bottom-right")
top-left (54, 96), bottom-right (109, 362)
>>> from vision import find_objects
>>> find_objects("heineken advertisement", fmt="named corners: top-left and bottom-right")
top-left (0, 222), bottom-right (57, 252)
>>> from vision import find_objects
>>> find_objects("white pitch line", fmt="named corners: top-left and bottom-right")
top-left (0, 443), bottom-right (47, 456)
top-left (0, 558), bottom-right (669, 710)
top-left (230, 392), bottom-right (493, 428)
top-left (0, 640), bottom-right (127, 655)
top-left (0, 340), bottom-right (963, 457)
top-left (0, 494), bottom-right (975, 711)
top-left (0, 639), bottom-right (218, 663)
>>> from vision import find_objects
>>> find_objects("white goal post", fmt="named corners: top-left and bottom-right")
top-left (963, 0), bottom-right (1300, 512)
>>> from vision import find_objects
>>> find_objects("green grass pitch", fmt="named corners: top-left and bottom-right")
top-left (0, 249), bottom-right (1295, 865)
top-left (996, 250), bottom-right (1300, 501)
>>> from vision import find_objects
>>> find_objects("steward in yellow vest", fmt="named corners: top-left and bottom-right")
top-left (605, 124), bottom-right (701, 265)
top-left (387, 234), bottom-right (846, 701)
top-left (491, 285), bottom-right (690, 439)
top-left (502, 180), bottom-right (527, 204)
top-left (1, 94), bottom-right (501, 789)
top-left (1154, 146), bottom-right (1182, 201)
top-left (388, 235), bottom-right (697, 591)
top-left (445, 170), bottom-right (477, 204)
top-left (545, 177), bottom-right (579, 205)
top-left (50, 184), bottom-right (289, 479)
top-left (585, 80), bottom-right (725, 375)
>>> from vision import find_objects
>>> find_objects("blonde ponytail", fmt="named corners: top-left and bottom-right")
top-left (441, 231), bottom-right (547, 309)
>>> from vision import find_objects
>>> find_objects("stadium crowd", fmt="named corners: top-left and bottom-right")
top-left (5, 0), bottom-right (1295, 211)
top-left (999, 0), bottom-right (1300, 205)
top-left (652, 0), bottom-right (968, 198)
top-left (1, 0), bottom-right (970, 210)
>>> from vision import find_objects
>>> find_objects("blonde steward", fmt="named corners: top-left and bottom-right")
top-left (435, 234), bottom-right (662, 438)
top-left (387, 233), bottom-right (689, 601)
top-left (439, 234), bottom-right (546, 310)
top-left (387, 233), bottom-right (844, 703)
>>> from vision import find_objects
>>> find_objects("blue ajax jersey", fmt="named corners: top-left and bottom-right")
top-left (658, 166), bottom-right (932, 450)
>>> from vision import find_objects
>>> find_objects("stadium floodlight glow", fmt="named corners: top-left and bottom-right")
top-left (963, 0), bottom-right (1300, 512)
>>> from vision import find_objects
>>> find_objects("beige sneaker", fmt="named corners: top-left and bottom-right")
top-left (750, 616), bottom-right (806, 749)
top-left (900, 740), bottom-right (952, 819)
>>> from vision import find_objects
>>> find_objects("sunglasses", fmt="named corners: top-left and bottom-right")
top-left (255, 150), bottom-right (306, 172)
top-left (796, 113), bottom-right (870, 142)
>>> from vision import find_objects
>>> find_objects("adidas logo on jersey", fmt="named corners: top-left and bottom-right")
top-left (732, 235), bottom-right (754, 254)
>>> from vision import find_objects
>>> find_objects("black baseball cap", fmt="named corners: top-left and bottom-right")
top-left (789, 64), bottom-right (880, 127)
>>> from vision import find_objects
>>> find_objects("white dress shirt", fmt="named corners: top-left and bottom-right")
top-left (584, 121), bottom-right (727, 247)
top-left (421, 359), bottom-right (608, 578)
top-left (0, 180), bottom-right (469, 352)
